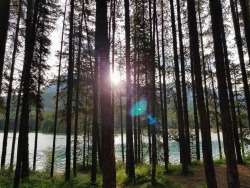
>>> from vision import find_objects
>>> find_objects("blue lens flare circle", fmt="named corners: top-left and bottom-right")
top-left (130, 99), bottom-right (147, 116)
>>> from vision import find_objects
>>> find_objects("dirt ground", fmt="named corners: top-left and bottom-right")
top-left (168, 164), bottom-right (250, 188)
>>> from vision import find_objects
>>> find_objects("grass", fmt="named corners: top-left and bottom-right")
top-left (116, 163), bottom-right (182, 187)
top-left (0, 169), bottom-right (99, 188)
top-left (3, 159), bottom-right (236, 188)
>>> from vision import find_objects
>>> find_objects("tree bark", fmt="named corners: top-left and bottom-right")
top-left (51, 0), bottom-right (67, 178)
top-left (124, 0), bottom-right (135, 179)
top-left (231, 0), bottom-right (250, 129)
top-left (176, 0), bottom-right (191, 164)
top-left (14, 0), bottom-right (40, 186)
top-left (169, 0), bottom-right (188, 174)
top-left (209, 66), bottom-right (222, 160)
top-left (161, 0), bottom-right (169, 169)
top-left (220, 9), bottom-right (243, 163)
top-left (1, 0), bottom-right (21, 169)
top-left (191, 59), bottom-right (200, 161)
top-left (10, 85), bottom-right (22, 170)
top-left (208, 0), bottom-right (240, 186)
top-left (65, 0), bottom-right (75, 181)
top-left (0, 0), bottom-right (10, 93)
top-left (97, 0), bottom-right (116, 187)
top-left (187, 0), bottom-right (217, 186)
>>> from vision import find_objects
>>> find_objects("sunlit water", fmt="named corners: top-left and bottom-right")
top-left (0, 132), bottom-right (246, 172)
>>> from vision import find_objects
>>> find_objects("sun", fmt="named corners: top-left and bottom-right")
top-left (110, 71), bottom-right (120, 85)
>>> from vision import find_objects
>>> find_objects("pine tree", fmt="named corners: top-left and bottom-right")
top-left (0, 0), bottom-right (11, 93)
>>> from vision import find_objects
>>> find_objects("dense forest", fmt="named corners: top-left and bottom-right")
top-left (0, 0), bottom-right (250, 187)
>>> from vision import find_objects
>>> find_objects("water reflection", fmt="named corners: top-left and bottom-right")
top-left (0, 132), bottom-right (247, 172)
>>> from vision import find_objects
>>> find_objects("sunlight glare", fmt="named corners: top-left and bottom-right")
top-left (110, 71), bottom-right (120, 85)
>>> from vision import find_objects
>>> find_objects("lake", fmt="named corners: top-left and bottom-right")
top-left (0, 132), bottom-right (230, 172)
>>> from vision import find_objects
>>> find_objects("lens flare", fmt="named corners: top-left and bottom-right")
top-left (130, 99), bottom-right (147, 116)
top-left (147, 115), bottom-right (156, 124)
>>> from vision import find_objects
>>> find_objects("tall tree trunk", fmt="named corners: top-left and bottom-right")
top-left (176, 0), bottom-right (191, 164)
top-left (233, 67), bottom-right (245, 159)
top-left (169, 0), bottom-right (188, 174)
top-left (1, 0), bottom-right (21, 169)
top-left (97, 0), bottom-right (116, 187)
top-left (91, 19), bottom-right (98, 185)
top-left (73, 3), bottom-right (84, 177)
top-left (145, 71), bottom-right (152, 164)
top-left (14, 0), bottom-right (40, 186)
top-left (220, 10), bottom-right (243, 163)
top-left (142, 0), bottom-right (151, 165)
top-left (33, 37), bottom-right (43, 171)
top-left (87, 120), bottom-right (90, 167)
top-left (151, 0), bottom-right (157, 184)
top-left (124, 0), bottom-right (135, 179)
top-left (119, 62), bottom-right (124, 163)
top-left (208, 0), bottom-right (240, 186)
top-left (137, 54), bottom-right (141, 164)
top-left (231, 0), bottom-right (250, 129)
top-left (161, 0), bottom-right (169, 169)
top-left (191, 60), bottom-right (200, 161)
top-left (10, 85), bottom-right (22, 170)
top-left (209, 66), bottom-right (222, 160)
top-left (83, 115), bottom-right (87, 170)
top-left (65, 0), bottom-right (75, 181)
top-left (0, 0), bottom-right (10, 93)
top-left (133, 49), bottom-right (137, 164)
top-left (187, 0), bottom-right (217, 186)
top-left (197, 0), bottom-right (211, 132)
top-left (238, 0), bottom-right (250, 59)
top-left (111, 0), bottom-right (116, 143)
top-left (51, 0), bottom-right (67, 178)
top-left (155, 12), bottom-right (167, 171)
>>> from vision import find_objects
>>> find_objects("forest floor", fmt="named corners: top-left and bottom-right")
top-left (1, 162), bottom-right (250, 187)
top-left (168, 164), bottom-right (250, 188)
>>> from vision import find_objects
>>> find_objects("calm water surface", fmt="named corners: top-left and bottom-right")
top-left (0, 132), bottom-right (239, 172)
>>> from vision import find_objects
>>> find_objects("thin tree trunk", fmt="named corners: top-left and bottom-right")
top-left (1, 0), bottom-right (21, 169)
top-left (231, 0), bottom-right (250, 129)
top-left (155, 12), bottom-right (167, 170)
top-left (65, 0), bottom-right (75, 181)
top-left (119, 63), bottom-right (124, 163)
top-left (197, 0), bottom-right (211, 132)
top-left (145, 71), bottom-right (152, 164)
top-left (208, 0), bottom-right (240, 186)
top-left (176, 0), bottom-right (191, 164)
top-left (142, 0), bottom-right (151, 165)
top-left (133, 51), bottom-right (137, 164)
top-left (51, 0), bottom-right (67, 178)
top-left (33, 37), bottom-right (43, 171)
top-left (124, 0), bottom-right (135, 179)
top-left (220, 9), bottom-right (243, 163)
top-left (0, 0), bottom-right (11, 93)
top-left (73, 3), bottom-right (84, 177)
top-left (238, 0), bottom-right (250, 59)
top-left (161, 0), bottom-right (169, 169)
top-left (14, 0), bottom-right (40, 186)
top-left (111, 0), bottom-right (116, 141)
top-left (137, 55), bottom-right (141, 164)
top-left (209, 66), bottom-right (222, 160)
top-left (170, 0), bottom-right (188, 174)
top-left (191, 60), bottom-right (200, 161)
top-left (233, 67), bottom-right (245, 159)
top-left (10, 85), bottom-right (22, 170)
top-left (187, 0), bottom-right (217, 186)
top-left (91, 29), bottom-right (98, 184)
top-left (87, 121), bottom-right (90, 168)
top-left (151, 0), bottom-right (157, 184)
